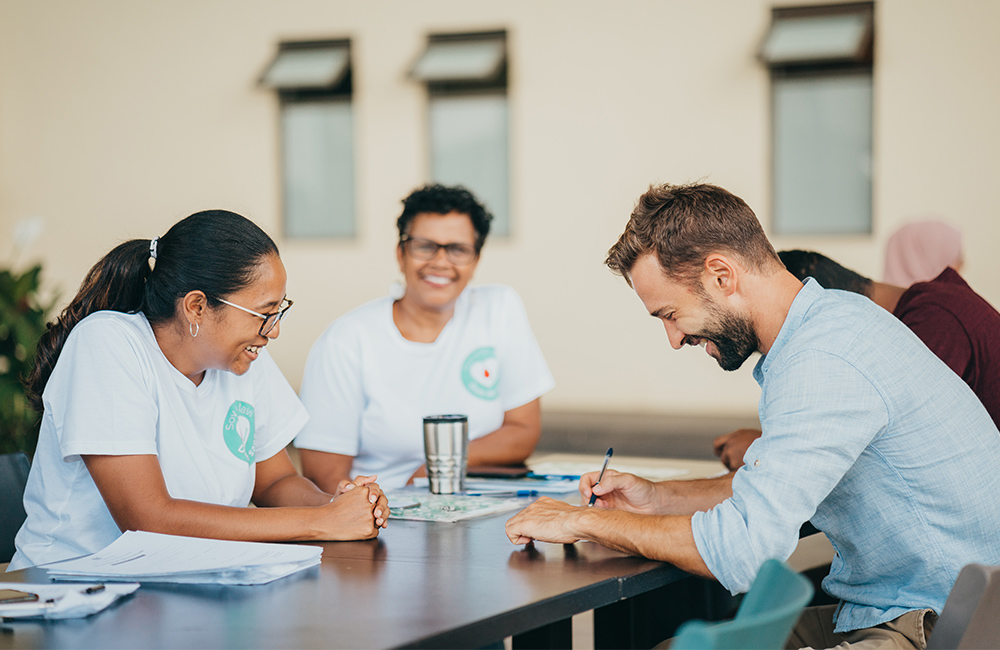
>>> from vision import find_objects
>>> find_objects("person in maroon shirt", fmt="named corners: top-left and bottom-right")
top-left (713, 249), bottom-right (1000, 470)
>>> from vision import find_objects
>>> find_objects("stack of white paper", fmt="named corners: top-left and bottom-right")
top-left (43, 531), bottom-right (322, 586)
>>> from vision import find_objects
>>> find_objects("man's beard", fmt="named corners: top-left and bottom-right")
top-left (684, 301), bottom-right (760, 372)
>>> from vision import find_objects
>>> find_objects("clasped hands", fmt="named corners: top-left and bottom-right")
top-left (333, 474), bottom-right (389, 531)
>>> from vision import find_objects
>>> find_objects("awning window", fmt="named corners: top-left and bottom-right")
top-left (760, 5), bottom-right (873, 67)
top-left (260, 42), bottom-right (350, 90)
top-left (409, 33), bottom-right (506, 84)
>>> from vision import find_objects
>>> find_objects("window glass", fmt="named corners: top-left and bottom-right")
top-left (773, 73), bottom-right (872, 234)
top-left (429, 92), bottom-right (510, 236)
top-left (281, 99), bottom-right (355, 238)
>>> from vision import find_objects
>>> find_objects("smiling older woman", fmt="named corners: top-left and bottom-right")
top-left (9, 210), bottom-right (386, 571)
top-left (295, 185), bottom-right (555, 490)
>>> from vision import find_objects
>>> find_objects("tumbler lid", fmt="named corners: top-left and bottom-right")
top-left (423, 414), bottom-right (468, 423)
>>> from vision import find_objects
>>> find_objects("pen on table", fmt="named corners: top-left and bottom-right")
top-left (465, 490), bottom-right (539, 497)
top-left (588, 447), bottom-right (614, 507)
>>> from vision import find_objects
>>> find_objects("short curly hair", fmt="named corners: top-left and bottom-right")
top-left (396, 184), bottom-right (493, 253)
top-left (606, 183), bottom-right (780, 287)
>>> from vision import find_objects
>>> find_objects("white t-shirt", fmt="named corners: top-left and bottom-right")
top-left (294, 285), bottom-right (555, 489)
top-left (9, 311), bottom-right (308, 570)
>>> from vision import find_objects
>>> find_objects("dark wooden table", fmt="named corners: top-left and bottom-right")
top-left (0, 510), bottom-right (721, 649)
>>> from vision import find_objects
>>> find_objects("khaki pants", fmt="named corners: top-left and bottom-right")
top-left (787, 605), bottom-right (937, 650)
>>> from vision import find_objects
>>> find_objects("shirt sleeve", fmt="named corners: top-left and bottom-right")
top-left (692, 349), bottom-right (888, 594)
top-left (251, 348), bottom-right (309, 463)
top-left (293, 325), bottom-right (366, 456)
top-left (495, 287), bottom-right (555, 411)
top-left (46, 318), bottom-right (159, 459)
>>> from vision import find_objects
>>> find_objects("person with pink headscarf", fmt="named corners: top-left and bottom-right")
top-left (883, 220), bottom-right (964, 286)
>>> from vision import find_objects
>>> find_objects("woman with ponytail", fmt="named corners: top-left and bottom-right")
top-left (8, 210), bottom-right (387, 570)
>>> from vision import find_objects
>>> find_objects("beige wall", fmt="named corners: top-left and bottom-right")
top-left (2, 0), bottom-right (998, 418)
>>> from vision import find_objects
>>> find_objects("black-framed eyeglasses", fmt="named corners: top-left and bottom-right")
top-left (400, 236), bottom-right (478, 266)
top-left (215, 297), bottom-right (293, 336)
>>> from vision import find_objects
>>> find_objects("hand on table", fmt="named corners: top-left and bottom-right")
top-left (335, 473), bottom-right (378, 497)
top-left (336, 474), bottom-right (388, 530)
top-left (711, 428), bottom-right (762, 471)
top-left (505, 497), bottom-right (584, 545)
top-left (580, 469), bottom-right (659, 513)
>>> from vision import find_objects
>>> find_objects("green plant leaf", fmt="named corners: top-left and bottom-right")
top-left (0, 263), bottom-right (52, 456)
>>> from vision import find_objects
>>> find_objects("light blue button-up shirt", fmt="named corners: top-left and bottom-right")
top-left (691, 279), bottom-right (1000, 633)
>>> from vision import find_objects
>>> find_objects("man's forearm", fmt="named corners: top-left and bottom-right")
top-left (654, 473), bottom-right (734, 515)
top-left (571, 507), bottom-right (713, 578)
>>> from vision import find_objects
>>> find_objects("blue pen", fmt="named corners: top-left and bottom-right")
top-left (588, 447), bottom-right (614, 507)
top-left (466, 490), bottom-right (539, 497)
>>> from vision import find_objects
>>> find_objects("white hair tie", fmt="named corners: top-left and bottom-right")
top-left (148, 236), bottom-right (159, 271)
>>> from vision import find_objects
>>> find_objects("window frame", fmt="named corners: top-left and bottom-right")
top-left (761, 3), bottom-right (875, 236)
top-left (410, 30), bottom-right (512, 237)
top-left (260, 39), bottom-right (357, 239)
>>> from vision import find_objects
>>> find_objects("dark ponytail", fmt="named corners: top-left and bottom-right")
top-left (26, 210), bottom-right (277, 411)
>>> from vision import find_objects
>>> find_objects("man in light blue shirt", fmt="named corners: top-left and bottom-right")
top-left (506, 183), bottom-right (1000, 649)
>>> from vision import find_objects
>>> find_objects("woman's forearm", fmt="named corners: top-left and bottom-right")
top-left (84, 454), bottom-right (381, 542)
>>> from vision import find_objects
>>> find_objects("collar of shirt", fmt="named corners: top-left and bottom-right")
top-left (753, 277), bottom-right (821, 386)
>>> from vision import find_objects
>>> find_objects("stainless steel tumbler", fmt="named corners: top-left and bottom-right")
top-left (423, 414), bottom-right (469, 494)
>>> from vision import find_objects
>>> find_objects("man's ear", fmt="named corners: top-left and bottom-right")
top-left (703, 254), bottom-right (738, 298)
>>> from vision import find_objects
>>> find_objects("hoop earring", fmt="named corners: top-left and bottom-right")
top-left (189, 321), bottom-right (199, 338)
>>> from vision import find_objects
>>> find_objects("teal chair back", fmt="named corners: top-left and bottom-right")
top-left (0, 451), bottom-right (31, 564)
top-left (672, 559), bottom-right (814, 650)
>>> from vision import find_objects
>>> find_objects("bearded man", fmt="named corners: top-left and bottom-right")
top-left (505, 183), bottom-right (1000, 650)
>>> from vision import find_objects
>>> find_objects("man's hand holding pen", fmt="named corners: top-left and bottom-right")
top-left (579, 469), bottom-right (660, 514)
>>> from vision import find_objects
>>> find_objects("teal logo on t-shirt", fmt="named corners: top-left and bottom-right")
top-left (223, 400), bottom-right (256, 465)
top-left (461, 347), bottom-right (499, 400)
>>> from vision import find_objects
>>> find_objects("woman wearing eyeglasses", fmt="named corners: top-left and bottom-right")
top-left (9, 210), bottom-right (387, 571)
top-left (295, 185), bottom-right (554, 491)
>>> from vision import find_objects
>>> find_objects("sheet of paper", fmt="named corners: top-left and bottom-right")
top-left (42, 531), bottom-right (322, 585)
top-left (0, 582), bottom-right (139, 620)
top-left (387, 493), bottom-right (525, 523)
top-left (463, 478), bottom-right (577, 494)
top-left (528, 460), bottom-right (690, 482)
top-left (387, 493), bottom-right (422, 509)
top-left (411, 477), bottom-right (578, 495)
